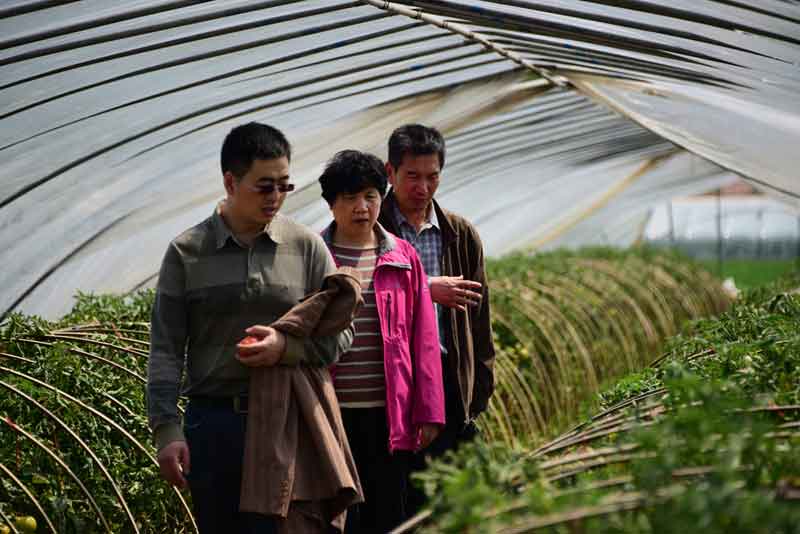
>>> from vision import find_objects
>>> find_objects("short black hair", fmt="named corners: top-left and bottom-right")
top-left (220, 122), bottom-right (291, 178)
top-left (318, 150), bottom-right (388, 207)
top-left (387, 124), bottom-right (445, 170)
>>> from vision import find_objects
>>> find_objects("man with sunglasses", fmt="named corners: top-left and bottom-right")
top-left (147, 122), bottom-right (354, 533)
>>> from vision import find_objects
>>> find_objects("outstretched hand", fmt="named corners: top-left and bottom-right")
top-left (429, 275), bottom-right (482, 312)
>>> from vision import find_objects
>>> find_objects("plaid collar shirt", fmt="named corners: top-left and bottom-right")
top-left (391, 200), bottom-right (448, 352)
top-left (391, 200), bottom-right (442, 279)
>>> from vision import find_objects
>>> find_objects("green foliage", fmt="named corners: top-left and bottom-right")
top-left (597, 272), bottom-right (800, 411)
top-left (0, 297), bottom-right (192, 533)
top-left (60, 291), bottom-right (154, 326)
top-left (481, 246), bottom-right (730, 444)
top-left (414, 441), bottom-right (540, 533)
top-left (598, 367), bottom-right (661, 408)
top-left (0, 252), bottom-right (793, 533)
top-left (415, 267), bottom-right (800, 532)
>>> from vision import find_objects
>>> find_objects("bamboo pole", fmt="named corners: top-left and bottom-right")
top-left (0, 380), bottom-right (139, 533)
top-left (0, 462), bottom-right (58, 534)
top-left (45, 333), bottom-right (149, 357)
top-left (0, 505), bottom-right (22, 534)
top-left (359, 0), bottom-right (565, 86)
top-left (0, 366), bottom-right (198, 533)
top-left (1, 417), bottom-right (115, 533)
top-left (15, 338), bottom-right (146, 383)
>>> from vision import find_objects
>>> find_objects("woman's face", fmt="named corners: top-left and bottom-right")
top-left (331, 187), bottom-right (382, 239)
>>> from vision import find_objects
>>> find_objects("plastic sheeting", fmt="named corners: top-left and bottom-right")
top-left (1, 0), bottom-right (798, 317)
top-left (646, 196), bottom-right (800, 260)
top-left (571, 76), bottom-right (800, 205)
top-left (378, 1), bottom-right (800, 198)
top-left (2, 80), bottom-right (741, 318)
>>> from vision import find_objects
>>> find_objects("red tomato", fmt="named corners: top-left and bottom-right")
top-left (237, 335), bottom-right (262, 356)
top-left (239, 335), bottom-right (261, 346)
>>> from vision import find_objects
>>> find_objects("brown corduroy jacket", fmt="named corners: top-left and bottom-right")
top-left (379, 192), bottom-right (496, 426)
top-left (240, 268), bottom-right (364, 532)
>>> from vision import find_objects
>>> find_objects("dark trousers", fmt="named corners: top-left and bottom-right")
top-left (341, 407), bottom-right (413, 534)
top-left (419, 380), bottom-right (479, 459)
top-left (184, 402), bottom-right (278, 534)
top-left (406, 365), bottom-right (479, 515)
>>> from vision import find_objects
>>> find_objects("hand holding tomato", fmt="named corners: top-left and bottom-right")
top-left (235, 326), bottom-right (286, 367)
top-left (237, 335), bottom-right (262, 354)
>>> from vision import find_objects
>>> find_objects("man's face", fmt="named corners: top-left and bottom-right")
top-left (224, 157), bottom-right (291, 230)
top-left (330, 187), bottom-right (382, 238)
top-left (387, 152), bottom-right (441, 213)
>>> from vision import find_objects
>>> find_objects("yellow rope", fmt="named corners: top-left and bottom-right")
top-left (525, 150), bottom-right (680, 251)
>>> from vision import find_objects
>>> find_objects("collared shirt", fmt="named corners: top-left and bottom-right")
top-left (147, 203), bottom-right (353, 450)
top-left (390, 201), bottom-right (448, 352)
top-left (391, 201), bottom-right (442, 279)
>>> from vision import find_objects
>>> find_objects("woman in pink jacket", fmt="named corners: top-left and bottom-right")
top-left (319, 150), bottom-right (445, 533)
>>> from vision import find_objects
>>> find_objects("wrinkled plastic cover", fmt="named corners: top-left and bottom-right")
top-left (0, 1), bottom-right (797, 317)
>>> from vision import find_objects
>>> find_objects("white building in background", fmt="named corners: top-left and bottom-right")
top-left (645, 186), bottom-right (800, 260)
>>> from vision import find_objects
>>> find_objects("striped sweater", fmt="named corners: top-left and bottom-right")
top-left (329, 243), bottom-right (385, 408)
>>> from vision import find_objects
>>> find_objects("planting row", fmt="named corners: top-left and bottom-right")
top-left (0, 248), bottom-right (731, 532)
top-left (409, 270), bottom-right (800, 532)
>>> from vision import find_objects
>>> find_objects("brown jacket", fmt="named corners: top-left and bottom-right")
top-left (240, 269), bottom-right (364, 532)
top-left (379, 192), bottom-right (496, 425)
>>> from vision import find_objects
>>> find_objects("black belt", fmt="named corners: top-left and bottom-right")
top-left (189, 396), bottom-right (249, 414)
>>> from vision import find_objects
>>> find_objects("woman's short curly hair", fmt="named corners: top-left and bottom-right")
top-left (318, 150), bottom-right (388, 207)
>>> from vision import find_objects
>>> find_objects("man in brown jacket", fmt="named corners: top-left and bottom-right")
top-left (378, 124), bottom-right (495, 459)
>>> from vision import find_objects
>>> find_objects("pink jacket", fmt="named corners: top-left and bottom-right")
top-left (323, 223), bottom-right (445, 452)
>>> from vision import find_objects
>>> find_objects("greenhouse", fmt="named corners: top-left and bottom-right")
top-left (1, 1), bottom-right (799, 533)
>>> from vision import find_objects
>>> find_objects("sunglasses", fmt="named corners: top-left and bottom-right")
top-left (246, 183), bottom-right (296, 194)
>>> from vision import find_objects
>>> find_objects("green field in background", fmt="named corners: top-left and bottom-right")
top-left (699, 258), bottom-right (799, 289)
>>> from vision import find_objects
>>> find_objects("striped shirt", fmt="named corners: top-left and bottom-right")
top-left (330, 243), bottom-right (385, 408)
top-left (147, 205), bottom-right (354, 450)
